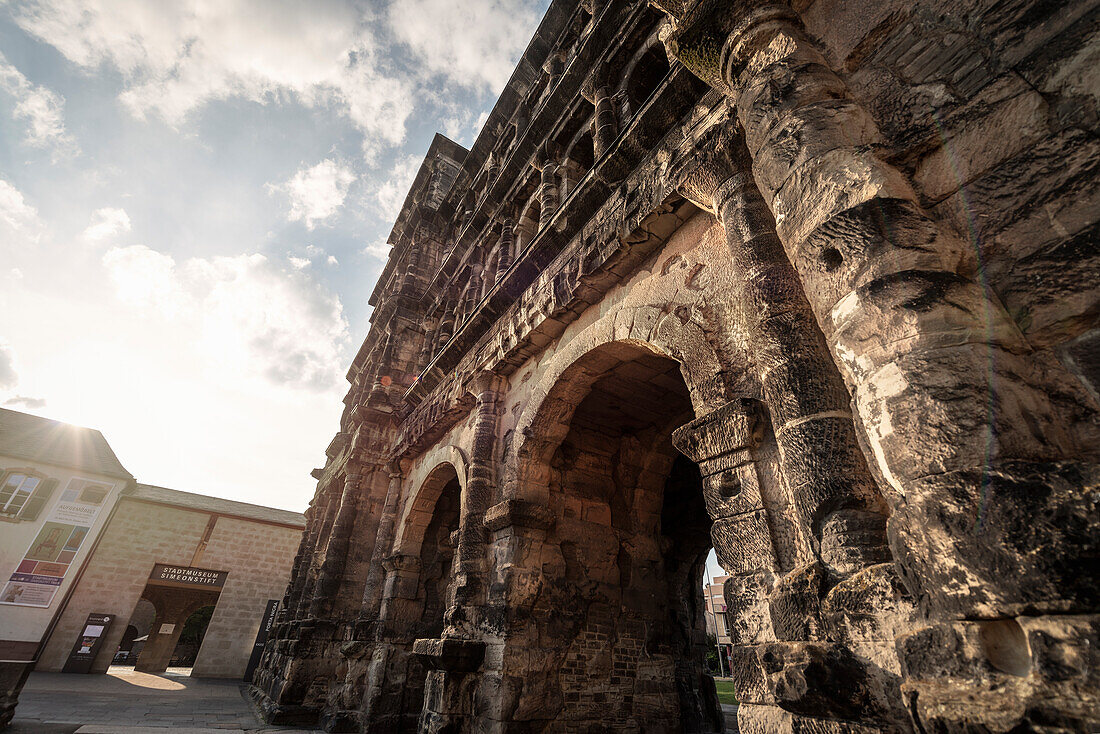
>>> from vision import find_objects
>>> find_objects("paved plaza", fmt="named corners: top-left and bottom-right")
top-left (9, 667), bottom-right (318, 733)
top-left (9, 666), bottom-right (736, 733)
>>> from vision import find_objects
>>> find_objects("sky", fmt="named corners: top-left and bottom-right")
top-left (0, 0), bottom-right (553, 512)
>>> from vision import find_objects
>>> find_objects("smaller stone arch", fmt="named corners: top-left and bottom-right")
top-left (514, 189), bottom-right (541, 253)
top-left (393, 448), bottom-right (468, 558)
top-left (614, 29), bottom-right (670, 120)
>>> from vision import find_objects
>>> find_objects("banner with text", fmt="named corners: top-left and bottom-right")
top-left (1, 478), bottom-right (111, 608)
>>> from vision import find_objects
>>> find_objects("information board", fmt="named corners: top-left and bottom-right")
top-left (62, 612), bottom-right (114, 673)
top-left (1, 478), bottom-right (111, 608)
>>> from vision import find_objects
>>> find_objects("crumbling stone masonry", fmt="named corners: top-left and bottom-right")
top-left (250, 0), bottom-right (1100, 731)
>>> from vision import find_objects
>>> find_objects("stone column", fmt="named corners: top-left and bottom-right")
top-left (435, 300), bottom-right (458, 356)
top-left (614, 89), bottom-right (631, 125)
top-left (310, 471), bottom-right (364, 619)
top-left (316, 464), bottom-right (406, 732)
top-left (659, 3), bottom-right (1100, 730)
top-left (458, 266), bottom-right (483, 326)
top-left (543, 53), bottom-right (564, 90)
top-left (480, 250), bottom-right (498, 301)
top-left (417, 315), bottom-right (439, 371)
top-left (678, 131), bottom-right (890, 575)
top-left (537, 156), bottom-right (560, 230)
top-left (279, 499), bottom-right (320, 625)
top-left (513, 213), bottom-right (537, 255)
top-left (587, 84), bottom-right (618, 159)
top-left (674, 394), bottom-right (909, 732)
top-left (445, 371), bottom-right (503, 636)
top-left (494, 218), bottom-right (514, 280)
top-left (358, 463), bottom-right (407, 630)
top-left (486, 152), bottom-right (501, 186)
top-left (293, 486), bottom-right (339, 620)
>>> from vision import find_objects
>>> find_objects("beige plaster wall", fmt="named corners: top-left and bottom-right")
top-left (191, 516), bottom-right (301, 678)
top-left (37, 499), bottom-right (301, 678)
top-left (36, 499), bottom-right (208, 672)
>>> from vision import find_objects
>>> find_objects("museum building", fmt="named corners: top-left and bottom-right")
top-left (0, 407), bottom-right (305, 727)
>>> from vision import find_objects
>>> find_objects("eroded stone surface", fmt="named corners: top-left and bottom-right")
top-left (247, 1), bottom-right (1100, 732)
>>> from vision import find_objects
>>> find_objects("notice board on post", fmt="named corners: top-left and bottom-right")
top-left (62, 612), bottom-right (114, 673)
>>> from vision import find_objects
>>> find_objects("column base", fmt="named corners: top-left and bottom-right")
top-left (247, 684), bottom-right (321, 727)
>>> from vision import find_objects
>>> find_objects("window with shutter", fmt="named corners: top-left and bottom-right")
top-left (20, 477), bottom-right (59, 521)
top-left (0, 472), bottom-right (42, 516)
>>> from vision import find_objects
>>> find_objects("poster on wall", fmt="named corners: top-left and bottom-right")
top-left (0, 478), bottom-right (111, 608)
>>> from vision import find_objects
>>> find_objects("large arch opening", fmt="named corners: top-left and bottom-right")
top-left (379, 464), bottom-right (462, 733)
top-left (509, 341), bottom-right (723, 732)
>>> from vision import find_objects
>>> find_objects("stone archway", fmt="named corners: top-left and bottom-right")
top-left (134, 585), bottom-right (220, 674)
top-left (489, 341), bottom-right (724, 732)
top-left (363, 462), bottom-right (463, 733)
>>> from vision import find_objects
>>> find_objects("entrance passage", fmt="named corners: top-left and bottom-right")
top-left (518, 342), bottom-right (723, 733)
top-left (169, 604), bottom-right (215, 667)
top-left (369, 466), bottom-right (462, 733)
top-left (122, 564), bottom-right (227, 675)
top-left (399, 472), bottom-right (460, 732)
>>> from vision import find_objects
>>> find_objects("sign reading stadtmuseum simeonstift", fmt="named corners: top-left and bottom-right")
top-left (148, 563), bottom-right (228, 588)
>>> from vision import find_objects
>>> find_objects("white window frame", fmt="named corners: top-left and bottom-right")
top-left (0, 470), bottom-right (43, 516)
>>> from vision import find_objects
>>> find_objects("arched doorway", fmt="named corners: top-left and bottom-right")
top-left (368, 463), bottom-right (462, 733)
top-left (504, 341), bottom-right (723, 732)
top-left (169, 605), bottom-right (215, 668)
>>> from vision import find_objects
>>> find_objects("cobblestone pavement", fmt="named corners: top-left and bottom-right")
top-left (10, 667), bottom-right (318, 733)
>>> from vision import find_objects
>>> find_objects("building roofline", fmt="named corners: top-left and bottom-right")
top-left (126, 482), bottom-right (306, 528)
top-left (0, 407), bottom-right (134, 480)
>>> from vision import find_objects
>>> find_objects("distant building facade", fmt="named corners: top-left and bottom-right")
top-left (0, 408), bottom-right (305, 728)
top-left (702, 575), bottom-right (730, 647)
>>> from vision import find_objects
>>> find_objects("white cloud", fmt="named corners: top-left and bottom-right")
top-left (101, 244), bottom-right (188, 317)
top-left (288, 255), bottom-right (311, 270)
top-left (273, 159), bottom-right (356, 229)
top-left (0, 51), bottom-right (78, 157)
top-left (102, 245), bottom-right (349, 390)
top-left (388, 0), bottom-right (547, 93)
top-left (0, 342), bottom-right (46, 409)
top-left (361, 237), bottom-right (392, 260)
top-left (0, 343), bottom-right (17, 389)
top-left (82, 207), bottom-right (132, 244)
top-left (373, 153), bottom-right (421, 224)
top-left (6, 0), bottom-right (415, 158)
top-left (326, 255), bottom-right (339, 266)
top-left (4, 395), bottom-right (47, 409)
top-left (0, 180), bottom-right (42, 239)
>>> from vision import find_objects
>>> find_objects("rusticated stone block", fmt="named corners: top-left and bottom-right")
top-left (711, 510), bottom-right (778, 576)
top-left (414, 638), bottom-right (486, 673)
top-left (725, 571), bottom-right (776, 645)
top-left (768, 562), bottom-right (825, 642)
top-left (889, 461), bottom-right (1100, 620)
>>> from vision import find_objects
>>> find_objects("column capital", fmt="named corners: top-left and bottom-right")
top-left (671, 119), bottom-right (753, 213)
top-left (671, 397), bottom-right (765, 474)
top-left (656, 0), bottom-right (802, 94)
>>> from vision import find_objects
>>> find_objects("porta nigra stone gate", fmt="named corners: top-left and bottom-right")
top-left (250, 0), bottom-right (1100, 731)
